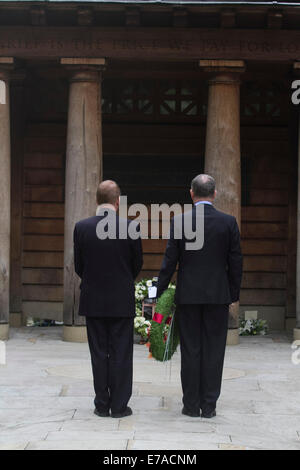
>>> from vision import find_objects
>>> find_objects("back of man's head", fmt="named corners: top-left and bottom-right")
top-left (96, 180), bottom-right (121, 205)
top-left (191, 174), bottom-right (215, 199)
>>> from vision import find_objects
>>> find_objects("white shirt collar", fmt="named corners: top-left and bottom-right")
top-left (194, 201), bottom-right (213, 206)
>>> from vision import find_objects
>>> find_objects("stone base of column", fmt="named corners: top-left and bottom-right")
top-left (63, 325), bottom-right (87, 343)
top-left (0, 324), bottom-right (9, 341)
top-left (227, 328), bottom-right (239, 346)
top-left (294, 328), bottom-right (300, 341)
top-left (9, 313), bottom-right (23, 328)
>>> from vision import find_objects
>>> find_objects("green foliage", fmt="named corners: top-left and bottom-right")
top-left (239, 318), bottom-right (268, 336)
top-left (149, 288), bottom-right (180, 362)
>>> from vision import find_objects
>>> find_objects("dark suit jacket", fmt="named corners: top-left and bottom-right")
top-left (157, 204), bottom-right (243, 305)
top-left (74, 210), bottom-right (143, 317)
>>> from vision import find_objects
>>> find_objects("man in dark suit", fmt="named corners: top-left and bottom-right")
top-left (157, 174), bottom-right (243, 419)
top-left (74, 180), bottom-right (143, 418)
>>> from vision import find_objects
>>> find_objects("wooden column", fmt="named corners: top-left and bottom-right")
top-left (61, 58), bottom-right (105, 342)
top-left (200, 60), bottom-right (245, 346)
top-left (0, 61), bottom-right (14, 340)
top-left (292, 63), bottom-right (300, 340)
top-left (9, 71), bottom-right (26, 328)
top-left (295, 108), bottom-right (300, 340)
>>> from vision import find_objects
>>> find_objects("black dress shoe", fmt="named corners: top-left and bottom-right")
top-left (111, 406), bottom-right (133, 419)
top-left (94, 408), bottom-right (110, 418)
top-left (182, 407), bottom-right (200, 418)
top-left (201, 409), bottom-right (216, 419)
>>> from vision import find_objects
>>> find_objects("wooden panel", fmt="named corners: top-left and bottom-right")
top-left (104, 137), bottom-right (202, 155)
top-left (242, 222), bottom-right (288, 239)
top-left (142, 239), bottom-right (167, 254)
top-left (10, 78), bottom-right (26, 315)
top-left (243, 255), bottom-right (287, 272)
top-left (241, 127), bottom-right (288, 141)
top-left (24, 186), bottom-right (64, 202)
top-left (22, 268), bottom-right (63, 285)
top-left (143, 254), bottom-right (164, 270)
top-left (242, 206), bottom-right (288, 222)
top-left (241, 240), bottom-right (287, 255)
top-left (103, 122), bottom-right (205, 137)
top-left (24, 169), bottom-right (64, 185)
top-left (246, 190), bottom-right (288, 206)
top-left (240, 289), bottom-right (286, 306)
top-left (286, 109), bottom-right (297, 316)
top-left (23, 252), bottom-right (63, 268)
top-left (21, 122), bottom-right (66, 318)
top-left (241, 272), bottom-right (286, 289)
top-left (24, 218), bottom-right (64, 235)
top-left (22, 285), bottom-right (63, 302)
top-left (27, 123), bottom-right (66, 137)
top-left (243, 173), bottom-right (289, 189)
top-left (243, 153), bottom-right (289, 173)
top-left (24, 136), bottom-right (66, 153)
top-left (24, 202), bottom-right (64, 218)
top-left (137, 270), bottom-right (159, 281)
top-left (24, 153), bottom-right (63, 169)
top-left (23, 235), bottom-right (64, 252)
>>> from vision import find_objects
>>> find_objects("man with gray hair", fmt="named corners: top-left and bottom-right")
top-left (157, 174), bottom-right (243, 419)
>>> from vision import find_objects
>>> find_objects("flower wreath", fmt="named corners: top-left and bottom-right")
top-left (147, 287), bottom-right (180, 362)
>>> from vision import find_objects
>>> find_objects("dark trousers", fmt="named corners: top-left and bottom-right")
top-left (177, 304), bottom-right (229, 414)
top-left (86, 316), bottom-right (134, 415)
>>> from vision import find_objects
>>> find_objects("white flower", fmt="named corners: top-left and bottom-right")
top-left (146, 280), bottom-right (152, 287)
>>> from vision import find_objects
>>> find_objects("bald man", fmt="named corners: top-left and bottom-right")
top-left (74, 180), bottom-right (143, 418)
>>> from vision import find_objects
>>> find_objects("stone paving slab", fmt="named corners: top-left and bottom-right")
top-left (0, 326), bottom-right (299, 450)
top-left (26, 440), bottom-right (128, 450)
top-left (128, 439), bottom-right (223, 450)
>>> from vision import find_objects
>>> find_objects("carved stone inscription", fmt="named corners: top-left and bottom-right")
top-left (0, 27), bottom-right (299, 60)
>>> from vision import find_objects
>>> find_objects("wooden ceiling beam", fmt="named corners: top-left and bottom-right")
top-left (173, 8), bottom-right (189, 28)
top-left (125, 7), bottom-right (141, 27)
top-left (267, 10), bottom-right (283, 29)
top-left (77, 6), bottom-right (94, 26)
top-left (220, 9), bottom-right (236, 29)
top-left (30, 6), bottom-right (47, 26)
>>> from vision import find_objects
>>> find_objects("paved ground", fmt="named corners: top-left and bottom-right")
top-left (0, 327), bottom-right (299, 450)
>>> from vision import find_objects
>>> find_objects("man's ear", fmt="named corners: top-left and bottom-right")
top-left (115, 197), bottom-right (120, 211)
top-left (190, 189), bottom-right (194, 201)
